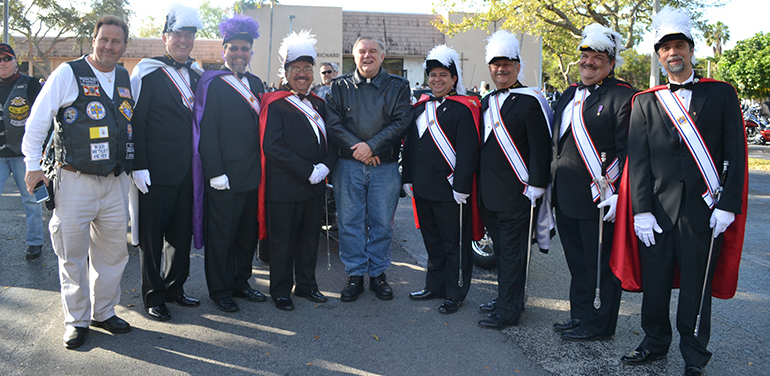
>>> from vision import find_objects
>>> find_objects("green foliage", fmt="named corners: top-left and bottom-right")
top-left (136, 16), bottom-right (163, 38)
top-left (701, 21), bottom-right (730, 57)
top-left (76, 0), bottom-right (134, 51)
top-left (616, 49), bottom-right (652, 91)
top-left (718, 32), bottom-right (770, 99)
top-left (198, 0), bottom-right (228, 39)
top-left (432, 0), bottom-right (722, 87)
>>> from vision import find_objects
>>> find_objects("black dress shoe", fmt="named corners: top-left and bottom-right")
top-left (233, 288), bottom-right (267, 302)
top-left (438, 299), bottom-right (462, 314)
top-left (26, 245), bottom-right (42, 260)
top-left (274, 296), bottom-right (295, 311)
top-left (295, 289), bottom-right (328, 303)
top-left (216, 296), bottom-right (239, 312)
top-left (684, 365), bottom-right (706, 376)
top-left (553, 318), bottom-right (581, 332)
top-left (369, 273), bottom-right (393, 300)
top-left (620, 347), bottom-right (667, 365)
top-left (478, 313), bottom-right (519, 330)
top-left (147, 305), bottom-right (171, 321)
top-left (91, 315), bottom-right (131, 333)
top-left (479, 297), bottom-right (498, 313)
top-left (166, 294), bottom-right (200, 307)
top-left (63, 326), bottom-right (88, 349)
top-left (410, 289), bottom-right (442, 300)
top-left (341, 276), bottom-right (365, 302)
top-left (560, 327), bottom-right (608, 342)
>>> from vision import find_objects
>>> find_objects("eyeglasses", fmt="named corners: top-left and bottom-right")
top-left (289, 66), bottom-right (314, 74)
top-left (226, 45), bottom-right (251, 52)
top-left (0, 56), bottom-right (14, 62)
top-left (321, 70), bottom-right (333, 75)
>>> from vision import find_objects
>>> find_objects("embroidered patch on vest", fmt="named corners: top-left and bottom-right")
top-left (86, 101), bottom-right (106, 120)
top-left (63, 107), bottom-right (78, 124)
top-left (118, 87), bottom-right (131, 99)
top-left (119, 100), bottom-right (132, 121)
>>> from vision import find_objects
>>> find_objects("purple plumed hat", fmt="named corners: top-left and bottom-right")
top-left (219, 14), bottom-right (260, 45)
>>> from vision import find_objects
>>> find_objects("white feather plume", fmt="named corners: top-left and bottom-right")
top-left (484, 30), bottom-right (525, 82)
top-left (277, 30), bottom-right (317, 83)
top-left (166, 2), bottom-right (203, 32)
top-left (652, 6), bottom-right (694, 46)
top-left (579, 23), bottom-right (625, 68)
top-left (423, 44), bottom-right (466, 95)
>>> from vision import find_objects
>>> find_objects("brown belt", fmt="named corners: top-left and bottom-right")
top-left (60, 165), bottom-right (92, 174)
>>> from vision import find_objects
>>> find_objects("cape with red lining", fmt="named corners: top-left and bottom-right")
top-left (256, 90), bottom-right (324, 239)
top-left (609, 78), bottom-right (747, 299)
top-left (412, 93), bottom-right (485, 241)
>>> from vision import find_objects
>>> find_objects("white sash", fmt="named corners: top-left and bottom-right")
top-left (508, 87), bottom-right (554, 137)
top-left (569, 89), bottom-right (620, 202)
top-left (285, 95), bottom-right (326, 145)
top-left (161, 66), bottom-right (195, 111)
top-left (220, 75), bottom-right (261, 116)
top-left (424, 100), bottom-right (457, 185)
top-left (489, 93), bottom-right (531, 194)
top-left (655, 89), bottom-right (720, 208)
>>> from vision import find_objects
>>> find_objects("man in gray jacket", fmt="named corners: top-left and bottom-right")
top-left (326, 37), bottom-right (413, 302)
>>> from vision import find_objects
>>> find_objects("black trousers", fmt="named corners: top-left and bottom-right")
top-left (138, 169), bottom-right (193, 308)
top-left (414, 198), bottom-right (472, 301)
top-left (266, 196), bottom-right (323, 298)
top-left (480, 203), bottom-right (529, 321)
top-left (204, 187), bottom-right (258, 300)
top-left (638, 206), bottom-right (721, 368)
top-left (555, 206), bottom-right (622, 336)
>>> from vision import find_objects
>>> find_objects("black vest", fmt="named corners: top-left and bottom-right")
top-left (2, 74), bottom-right (33, 155)
top-left (54, 57), bottom-right (134, 176)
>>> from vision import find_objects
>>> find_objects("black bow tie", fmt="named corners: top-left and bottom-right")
top-left (489, 82), bottom-right (523, 97)
top-left (234, 71), bottom-right (247, 79)
top-left (171, 60), bottom-right (191, 70)
top-left (577, 81), bottom-right (596, 93)
top-left (668, 82), bottom-right (695, 92)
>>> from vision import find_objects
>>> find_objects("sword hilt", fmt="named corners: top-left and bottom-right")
top-left (593, 289), bottom-right (601, 309)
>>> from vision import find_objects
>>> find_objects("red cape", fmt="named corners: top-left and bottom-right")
top-left (609, 80), bottom-right (748, 299)
top-left (411, 94), bottom-right (485, 241)
top-left (257, 90), bottom-right (297, 240)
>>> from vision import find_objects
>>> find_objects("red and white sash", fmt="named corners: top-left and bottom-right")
top-left (655, 89), bottom-right (721, 208)
top-left (422, 100), bottom-right (457, 185)
top-left (161, 66), bottom-right (195, 111)
top-left (220, 75), bottom-right (261, 116)
top-left (285, 95), bottom-right (326, 145)
top-left (487, 93), bottom-right (531, 194)
top-left (569, 89), bottom-right (620, 202)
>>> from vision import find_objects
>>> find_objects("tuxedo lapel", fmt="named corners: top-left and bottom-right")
top-left (161, 68), bottom-right (194, 114)
top-left (689, 84), bottom-right (707, 124)
top-left (653, 93), bottom-right (682, 142)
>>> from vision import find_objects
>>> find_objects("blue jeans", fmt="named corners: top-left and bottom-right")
top-left (333, 158), bottom-right (401, 277)
top-left (0, 156), bottom-right (44, 246)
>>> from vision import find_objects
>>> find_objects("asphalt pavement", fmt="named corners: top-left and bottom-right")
top-left (1, 161), bottom-right (769, 375)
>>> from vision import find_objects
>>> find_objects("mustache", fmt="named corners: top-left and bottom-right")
top-left (666, 55), bottom-right (684, 63)
top-left (581, 63), bottom-right (598, 70)
top-left (494, 71), bottom-right (510, 76)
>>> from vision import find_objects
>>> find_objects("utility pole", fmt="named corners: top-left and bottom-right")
top-left (649, 0), bottom-right (660, 88)
top-left (3, 0), bottom-right (9, 43)
top-left (266, 0), bottom-right (275, 87)
top-left (289, 15), bottom-right (295, 33)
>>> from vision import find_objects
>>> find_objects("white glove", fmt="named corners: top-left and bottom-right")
top-left (453, 190), bottom-right (469, 204)
top-left (524, 186), bottom-right (546, 206)
top-left (132, 169), bottom-right (151, 194)
top-left (308, 163), bottom-right (330, 185)
top-left (210, 174), bottom-right (230, 190)
top-left (402, 183), bottom-right (413, 198)
top-left (597, 194), bottom-right (618, 222)
top-left (634, 212), bottom-right (663, 247)
top-left (709, 208), bottom-right (735, 238)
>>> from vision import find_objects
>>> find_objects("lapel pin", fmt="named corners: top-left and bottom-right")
top-left (597, 105), bottom-right (604, 116)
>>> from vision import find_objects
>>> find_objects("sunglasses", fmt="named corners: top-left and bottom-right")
top-left (0, 56), bottom-right (14, 62)
top-left (321, 70), bottom-right (333, 75)
top-left (227, 45), bottom-right (251, 52)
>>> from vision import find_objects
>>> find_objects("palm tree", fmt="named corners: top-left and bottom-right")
top-left (703, 21), bottom-right (730, 57)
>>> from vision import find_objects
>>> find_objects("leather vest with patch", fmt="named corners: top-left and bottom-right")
top-left (2, 74), bottom-right (32, 155)
top-left (54, 57), bottom-right (134, 176)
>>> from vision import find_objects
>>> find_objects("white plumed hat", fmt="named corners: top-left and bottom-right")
top-left (163, 2), bottom-right (203, 34)
top-left (652, 6), bottom-right (695, 51)
top-left (278, 30), bottom-right (317, 82)
top-left (484, 29), bottom-right (521, 64)
top-left (423, 44), bottom-right (466, 95)
top-left (579, 23), bottom-right (625, 68)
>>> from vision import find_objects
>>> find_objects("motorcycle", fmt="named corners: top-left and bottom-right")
top-left (743, 103), bottom-right (770, 145)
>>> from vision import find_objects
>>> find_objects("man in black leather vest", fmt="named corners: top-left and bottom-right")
top-left (22, 16), bottom-right (134, 350)
top-left (0, 43), bottom-right (44, 260)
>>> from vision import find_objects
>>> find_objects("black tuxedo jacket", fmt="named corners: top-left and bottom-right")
top-left (478, 90), bottom-right (551, 212)
top-left (402, 98), bottom-right (479, 202)
top-left (263, 92), bottom-right (337, 202)
top-left (628, 80), bottom-right (745, 232)
top-left (198, 73), bottom-right (265, 193)
top-left (552, 77), bottom-right (636, 219)
top-left (133, 66), bottom-right (200, 186)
